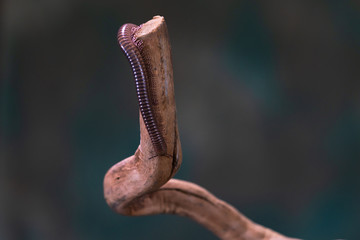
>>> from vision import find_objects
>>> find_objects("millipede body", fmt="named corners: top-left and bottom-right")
top-left (118, 23), bottom-right (167, 155)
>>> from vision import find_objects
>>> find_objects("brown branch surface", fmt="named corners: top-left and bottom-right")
top-left (104, 16), bottom-right (299, 240)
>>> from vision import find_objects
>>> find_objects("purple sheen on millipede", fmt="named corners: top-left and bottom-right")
top-left (117, 23), bottom-right (167, 155)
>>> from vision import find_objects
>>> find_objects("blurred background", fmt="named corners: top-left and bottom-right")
top-left (1, 0), bottom-right (360, 239)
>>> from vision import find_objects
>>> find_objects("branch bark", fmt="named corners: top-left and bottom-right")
top-left (104, 16), bottom-right (299, 240)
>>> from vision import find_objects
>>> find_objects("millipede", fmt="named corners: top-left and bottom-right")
top-left (117, 23), bottom-right (167, 156)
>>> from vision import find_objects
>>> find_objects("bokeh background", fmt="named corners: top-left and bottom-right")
top-left (1, 0), bottom-right (360, 239)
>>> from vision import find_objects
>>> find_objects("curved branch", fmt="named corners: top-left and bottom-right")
top-left (104, 16), bottom-right (299, 240)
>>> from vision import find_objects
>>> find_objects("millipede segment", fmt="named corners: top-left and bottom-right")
top-left (118, 24), bottom-right (167, 155)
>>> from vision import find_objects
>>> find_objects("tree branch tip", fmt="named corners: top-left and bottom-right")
top-left (135, 15), bottom-right (165, 39)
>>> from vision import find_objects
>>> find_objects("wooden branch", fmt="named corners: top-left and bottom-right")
top-left (104, 16), bottom-right (299, 240)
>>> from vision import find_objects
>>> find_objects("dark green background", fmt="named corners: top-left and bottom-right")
top-left (1, 0), bottom-right (359, 239)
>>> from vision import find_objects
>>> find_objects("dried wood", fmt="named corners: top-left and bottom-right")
top-left (104, 16), bottom-right (299, 240)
